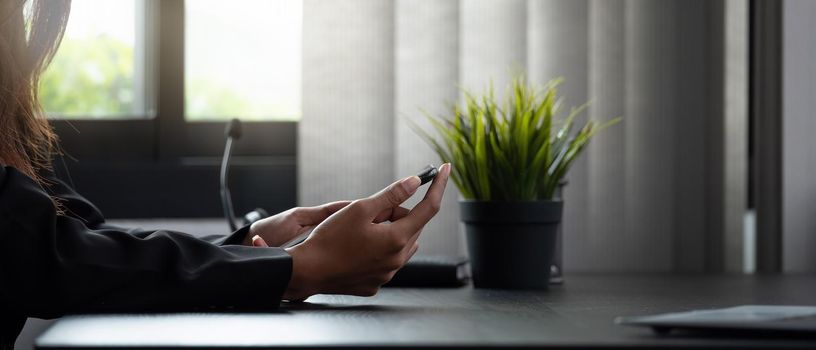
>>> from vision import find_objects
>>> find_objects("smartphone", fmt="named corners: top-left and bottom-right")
top-left (281, 227), bottom-right (316, 249)
top-left (279, 164), bottom-right (439, 248)
top-left (417, 164), bottom-right (440, 185)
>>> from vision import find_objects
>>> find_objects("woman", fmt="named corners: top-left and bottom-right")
top-left (0, 1), bottom-right (450, 349)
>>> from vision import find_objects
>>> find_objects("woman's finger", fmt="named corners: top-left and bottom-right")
top-left (388, 206), bottom-right (411, 222)
top-left (392, 163), bottom-right (450, 235)
top-left (295, 201), bottom-right (352, 224)
top-left (373, 206), bottom-right (410, 223)
top-left (251, 235), bottom-right (269, 247)
top-left (359, 176), bottom-right (421, 217)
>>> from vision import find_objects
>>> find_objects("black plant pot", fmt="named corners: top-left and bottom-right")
top-left (460, 200), bottom-right (563, 289)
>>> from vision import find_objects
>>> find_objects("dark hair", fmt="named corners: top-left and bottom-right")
top-left (0, 0), bottom-right (71, 185)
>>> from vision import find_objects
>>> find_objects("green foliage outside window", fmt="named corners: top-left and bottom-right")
top-left (186, 77), bottom-right (257, 120)
top-left (40, 36), bottom-right (261, 119)
top-left (40, 36), bottom-right (135, 118)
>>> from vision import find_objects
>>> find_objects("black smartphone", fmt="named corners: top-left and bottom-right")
top-left (417, 164), bottom-right (439, 185)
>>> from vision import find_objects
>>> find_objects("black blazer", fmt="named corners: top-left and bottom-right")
top-left (0, 166), bottom-right (292, 350)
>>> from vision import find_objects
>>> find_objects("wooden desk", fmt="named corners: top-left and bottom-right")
top-left (36, 274), bottom-right (816, 349)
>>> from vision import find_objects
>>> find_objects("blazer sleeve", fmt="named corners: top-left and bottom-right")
top-left (0, 166), bottom-right (292, 319)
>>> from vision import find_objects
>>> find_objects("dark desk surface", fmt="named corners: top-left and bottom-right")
top-left (36, 274), bottom-right (816, 349)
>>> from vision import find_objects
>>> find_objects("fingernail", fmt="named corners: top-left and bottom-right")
top-left (401, 176), bottom-right (421, 193)
top-left (251, 235), bottom-right (264, 246)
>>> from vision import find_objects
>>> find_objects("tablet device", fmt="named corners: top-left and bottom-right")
top-left (616, 305), bottom-right (816, 335)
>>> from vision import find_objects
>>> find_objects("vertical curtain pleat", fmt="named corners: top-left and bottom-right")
top-left (300, 0), bottom-right (395, 205)
top-left (527, 0), bottom-right (590, 272)
top-left (622, 0), bottom-right (680, 271)
top-left (460, 0), bottom-right (527, 93)
top-left (586, 0), bottom-right (627, 271)
top-left (673, 0), bottom-right (715, 271)
top-left (395, 0), bottom-right (462, 255)
top-left (782, 0), bottom-right (816, 272)
top-left (723, 0), bottom-right (748, 273)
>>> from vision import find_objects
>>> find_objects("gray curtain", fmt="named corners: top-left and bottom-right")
top-left (782, 0), bottom-right (816, 273)
top-left (300, 0), bottom-right (748, 272)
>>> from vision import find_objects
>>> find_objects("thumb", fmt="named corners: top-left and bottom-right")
top-left (251, 235), bottom-right (269, 247)
top-left (362, 176), bottom-right (421, 214)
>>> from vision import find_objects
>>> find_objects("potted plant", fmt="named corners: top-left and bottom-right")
top-left (412, 75), bottom-right (619, 289)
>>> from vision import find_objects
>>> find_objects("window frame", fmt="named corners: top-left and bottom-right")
top-left (51, 0), bottom-right (298, 219)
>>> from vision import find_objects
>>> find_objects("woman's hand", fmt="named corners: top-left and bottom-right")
top-left (275, 163), bottom-right (450, 301)
top-left (244, 201), bottom-right (351, 247)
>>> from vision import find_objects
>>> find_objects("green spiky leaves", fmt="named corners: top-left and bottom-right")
top-left (411, 75), bottom-right (620, 201)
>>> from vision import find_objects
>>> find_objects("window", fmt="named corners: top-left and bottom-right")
top-left (41, 0), bottom-right (146, 119)
top-left (44, 0), bottom-right (300, 218)
top-left (185, 0), bottom-right (302, 121)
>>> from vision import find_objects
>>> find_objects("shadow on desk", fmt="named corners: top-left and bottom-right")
top-left (283, 302), bottom-right (404, 312)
